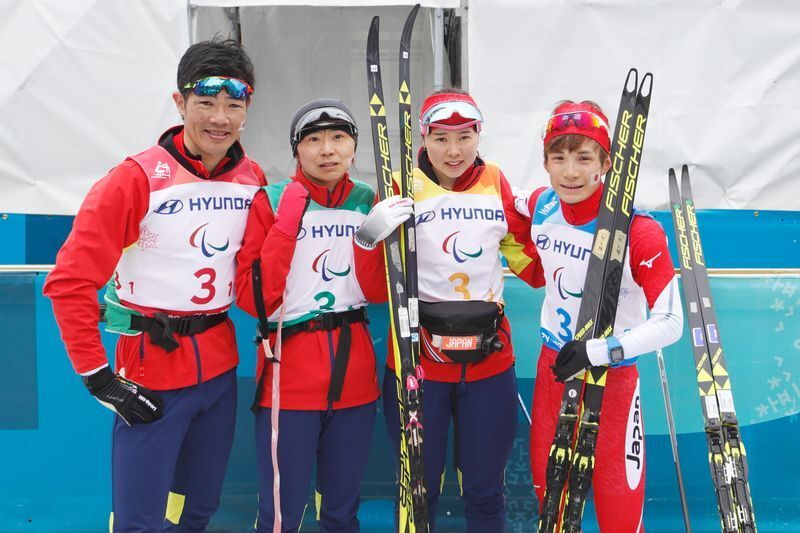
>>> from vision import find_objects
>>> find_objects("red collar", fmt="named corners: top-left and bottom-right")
top-left (172, 130), bottom-right (231, 178)
top-left (560, 185), bottom-right (603, 226)
top-left (293, 166), bottom-right (353, 208)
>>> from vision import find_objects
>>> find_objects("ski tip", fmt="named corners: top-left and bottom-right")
top-left (402, 4), bottom-right (421, 36)
top-left (668, 167), bottom-right (676, 180)
top-left (625, 68), bottom-right (638, 93)
top-left (681, 164), bottom-right (690, 185)
top-left (367, 16), bottom-right (380, 56)
top-left (639, 72), bottom-right (654, 98)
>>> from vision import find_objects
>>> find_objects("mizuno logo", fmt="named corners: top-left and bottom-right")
top-left (639, 251), bottom-right (662, 269)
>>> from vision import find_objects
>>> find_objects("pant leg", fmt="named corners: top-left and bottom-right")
top-left (254, 408), bottom-right (321, 533)
top-left (315, 402), bottom-right (377, 533)
top-left (529, 347), bottom-right (563, 507)
top-left (382, 369), bottom-right (452, 532)
top-left (163, 369), bottom-right (238, 532)
top-left (455, 367), bottom-right (518, 533)
top-left (592, 366), bottom-right (645, 532)
top-left (111, 388), bottom-right (193, 533)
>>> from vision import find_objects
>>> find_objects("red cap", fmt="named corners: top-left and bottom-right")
top-left (419, 92), bottom-right (484, 134)
top-left (542, 101), bottom-right (611, 153)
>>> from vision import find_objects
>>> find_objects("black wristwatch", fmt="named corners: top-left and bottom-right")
top-left (607, 336), bottom-right (624, 367)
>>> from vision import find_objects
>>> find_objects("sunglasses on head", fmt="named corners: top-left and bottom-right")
top-left (420, 101), bottom-right (484, 134)
top-left (543, 111), bottom-right (609, 138)
top-left (183, 76), bottom-right (253, 100)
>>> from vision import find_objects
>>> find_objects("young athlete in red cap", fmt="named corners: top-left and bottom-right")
top-left (518, 100), bottom-right (684, 531)
top-left (355, 89), bottom-right (542, 531)
top-left (235, 98), bottom-right (406, 532)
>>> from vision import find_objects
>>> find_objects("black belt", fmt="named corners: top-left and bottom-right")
top-left (129, 311), bottom-right (228, 352)
top-left (252, 308), bottom-right (370, 412)
top-left (250, 258), bottom-right (370, 412)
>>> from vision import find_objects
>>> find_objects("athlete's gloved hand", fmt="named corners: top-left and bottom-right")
top-left (551, 340), bottom-right (591, 382)
top-left (273, 181), bottom-right (311, 237)
top-left (355, 196), bottom-right (414, 249)
top-left (82, 367), bottom-right (164, 426)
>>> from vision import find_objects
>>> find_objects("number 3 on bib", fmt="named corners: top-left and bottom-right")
top-left (314, 291), bottom-right (336, 311)
top-left (556, 307), bottom-right (573, 342)
top-left (192, 268), bottom-right (216, 304)
top-left (448, 272), bottom-right (471, 300)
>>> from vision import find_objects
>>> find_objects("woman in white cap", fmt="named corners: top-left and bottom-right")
top-left (235, 98), bottom-right (410, 532)
top-left (354, 89), bottom-right (542, 531)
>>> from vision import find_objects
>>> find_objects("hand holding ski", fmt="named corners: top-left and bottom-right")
top-left (365, 6), bottom-right (428, 532)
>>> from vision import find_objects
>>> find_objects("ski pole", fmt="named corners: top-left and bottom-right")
top-left (656, 348), bottom-right (691, 533)
top-left (517, 392), bottom-right (531, 427)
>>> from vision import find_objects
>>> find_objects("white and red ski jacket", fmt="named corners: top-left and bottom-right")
top-left (518, 185), bottom-right (683, 365)
top-left (44, 127), bottom-right (266, 390)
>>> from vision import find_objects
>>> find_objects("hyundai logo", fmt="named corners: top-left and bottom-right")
top-left (154, 199), bottom-right (184, 215)
top-left (536, 234), bottom-right (551, 250)
top-left (415, 210), bottom-right (435, 225)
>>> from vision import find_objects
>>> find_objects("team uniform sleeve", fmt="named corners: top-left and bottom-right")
top-left (250, 160), bottom-right (268, 186)
top-left (498, 175), bottom-right (545, 288)
top-left (353, 192), bottom-right (389, 303)
top-left (585, 215), bottom-right (684, 365)
top-left (234, 189), bottom-right (298, 318)
top-left (42, 161), bottom-right (149, 375)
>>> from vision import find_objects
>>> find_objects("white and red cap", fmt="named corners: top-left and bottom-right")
top-left (419, 92), bottom-right (484, 135)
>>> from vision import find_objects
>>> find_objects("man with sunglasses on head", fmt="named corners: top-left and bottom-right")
top-left (516, 100), bottom-right (682, 531)
top-left (44, 39), bottom-right (265, 531)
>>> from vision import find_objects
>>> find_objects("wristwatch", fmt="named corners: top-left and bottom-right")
top-left (606, 336), bottom-right (625, 367)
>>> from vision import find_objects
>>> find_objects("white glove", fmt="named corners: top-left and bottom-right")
top-left (355, 197), bottom-right (414, 248)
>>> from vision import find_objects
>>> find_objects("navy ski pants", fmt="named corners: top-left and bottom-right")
top-left (254, 403), bottom-right (377, 533)
top-left (382, 366), bottom-right (518, 532)
top-left (111, 368), bottom-right (237, 532)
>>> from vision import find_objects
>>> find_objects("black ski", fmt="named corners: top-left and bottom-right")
top-left (366, 10), bottom-right (428, 533)
top-left (399, 4), bottom-right (422, 397)
top-left (669, 165), bottom-right (756, 532)
top-left (539, 68), bottom-right (654, 532)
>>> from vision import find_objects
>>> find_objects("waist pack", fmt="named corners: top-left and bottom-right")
top-left (419, 300), bottom-right (504, 364)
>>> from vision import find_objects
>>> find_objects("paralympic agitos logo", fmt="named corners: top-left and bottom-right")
top-left (312, 249), bottom-right (351, 281)
top-left (189, 223), bottom-right (230, 257)
top-left (441, 231), bottom-right (483, 263)
top-left (553, 266), bottom-right (583, 300)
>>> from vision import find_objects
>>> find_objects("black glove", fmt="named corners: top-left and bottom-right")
top-left (551, 340), bottom-right (591, 383)
top-left (82, 367), bottom-right (164, 426)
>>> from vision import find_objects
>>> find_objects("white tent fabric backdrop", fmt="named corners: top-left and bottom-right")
top-left (468, 0), bottom-right (800, 210)
top-left (220, 5), bottom-right (445, 188)
top-left (0, 0), bottom-right (188, 215)
top-left (1, 0), bottom-right (798, 214)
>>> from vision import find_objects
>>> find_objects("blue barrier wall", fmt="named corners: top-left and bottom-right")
top-left (1, 209), bottom-right (798, 531)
